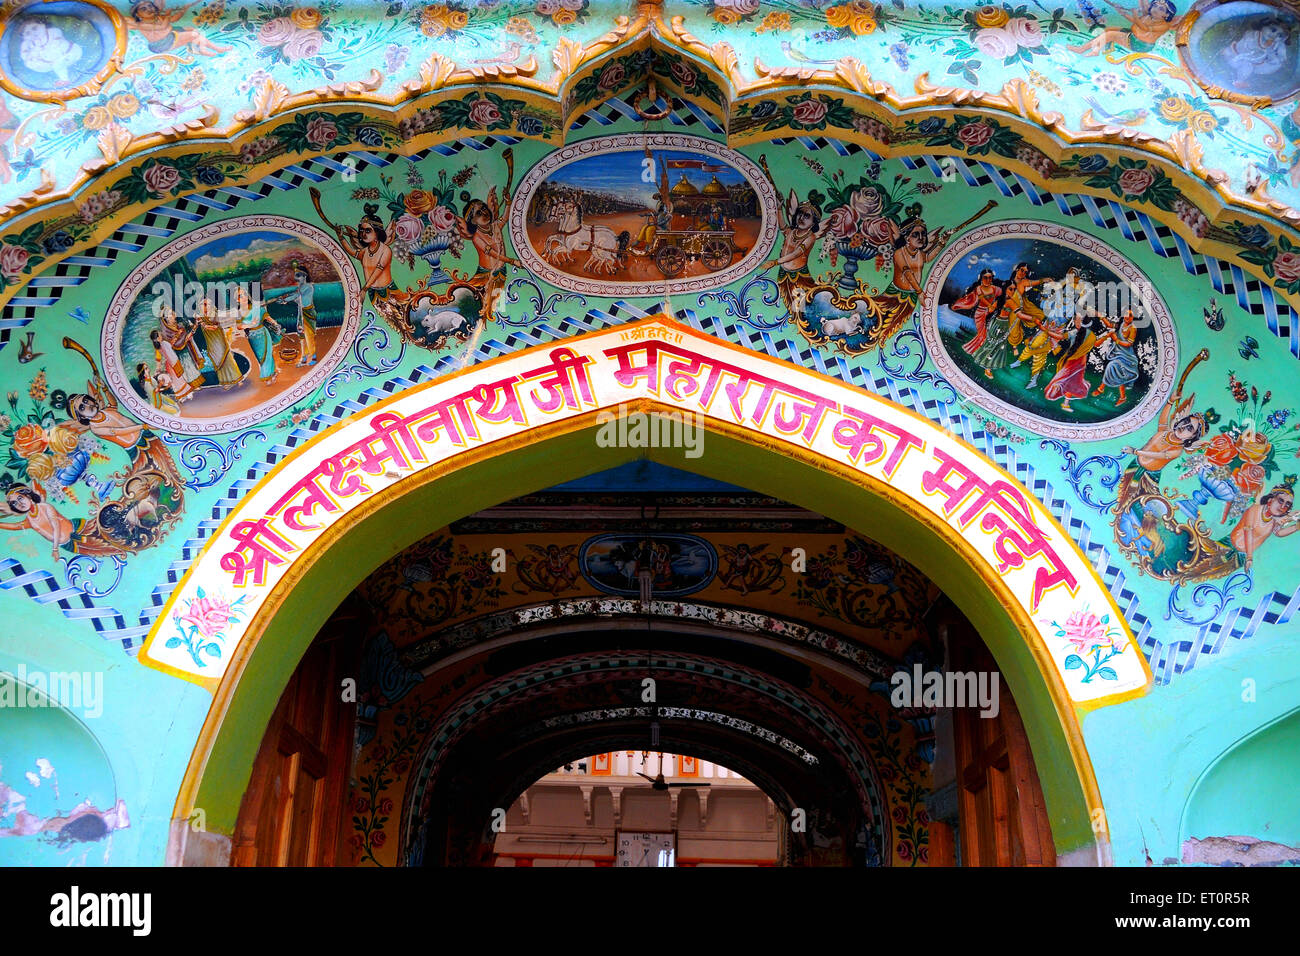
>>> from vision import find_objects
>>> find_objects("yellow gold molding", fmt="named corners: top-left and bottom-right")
top-left (4, 19), bottom-right (1300, 313)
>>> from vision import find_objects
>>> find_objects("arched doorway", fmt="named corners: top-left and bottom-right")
top-left (150, 316), bottom-right (1151, 865)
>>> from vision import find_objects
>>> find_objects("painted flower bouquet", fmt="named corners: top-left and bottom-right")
top-left (223, 3), bottom-right (337, 66)
top-left (1176, 375), bottom-right (1299, 524)
top-left (815, 168), bottom-right (929, 288)
top-left (168, 588), bottom-right (248, 668)
top-left (2, 377), bottom-right (109, 506)
top-left (361, 162), bottom-right (472, 282)
top-left (1045, 608), bottom-right (1127, 683)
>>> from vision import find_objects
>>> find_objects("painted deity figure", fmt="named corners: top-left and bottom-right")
top-left (998, 262), bottom-right (1048, 363)
top-left (237, 288), bottom-right (284, 384)
top-left (967, 302), bottom-right (1015, 379)
top-left (0, 483), bottom-right (78, 561)
top-left (338, 204), bottom-right (396, 307)
top-left (1069, 0), bottom-right (1184, 56)
top-left (136, 363), bottom-right (179, 415)
top-left (1230, 481), bottom-right (1298, 571)
top-left (17, 20), bottom-right (84, 84)
top-left (149, 328), bottom-right (195, 404)
top-left (127, 1), bottom-right (231, 56)
top-left (1016, 315), bottom-right (1066, 389)
top-left (1120, 392), bottom-right (1208, 476)
top-left (890, 208), bottom-right (952, 298)
top-left (272, 265), bottom-right (316, 367)
top-left (951, 269), bottom-right (1004, 356)
top-left (459, 185), bottom-right (513, 319)
top-left (1043, 312), bottom-right (1111, 411)
top-left (156, 302), bottom-right (204, 391)
top-left (1092, 309), bottom-right (1141, 405)
top-left (196, 296), bottom-right (242, 387)
top-left (719, 542), bottom-right (757, 595)
top-left (1223, 17), bottom-right (1292, 88)
top-left (632, 155), bottom-right (673, 256)
top-left (766, 190), bottom-right (830, 309)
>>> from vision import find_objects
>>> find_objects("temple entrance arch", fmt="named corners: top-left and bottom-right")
top-left (151, 316), bottom-right (1151, 865)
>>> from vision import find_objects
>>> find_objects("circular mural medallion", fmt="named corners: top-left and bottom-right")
top-left (1178, 0), bottom-right (1300, 105)
top-left (921, 221), bottom-right (1178, 442)
top-left (0, 1), bottom-right (125, 102)
top-left (102, 216), bottom-right (362, 435)
top-left (510, 133), bottom-right (779, 297)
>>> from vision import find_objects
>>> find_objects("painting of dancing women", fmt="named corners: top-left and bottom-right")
top-left (931, 229), bottom-right (1173, 433)
top-left (105, 221), bottom-right (358, 431)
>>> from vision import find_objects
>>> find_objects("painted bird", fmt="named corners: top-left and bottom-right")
top-left (1238, 336), bottom-right (1260, 361)
top-left (780, 41), bottom-right (841, 66)
top-left (473, 42), bottom-right (522, 65)
top-left (1083, 96), bottom-right (1149, 126)
top-left (16, 331), bottom-right (41, 364)
top-left (68, 306), bottom-right (90, 323)
top-left (1203, 298), bottom-right (1225, 331)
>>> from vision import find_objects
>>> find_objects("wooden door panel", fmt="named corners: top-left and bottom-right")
top-left (949, 620), bottom-right (1056, 868)
top-left (232, 630), bottom-right (359, 867)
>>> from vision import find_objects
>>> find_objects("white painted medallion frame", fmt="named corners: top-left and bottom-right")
top-left (509, 133), bottom-right (780, 297)
top-left (101, 215), bottom-right (363, 435)
top-left (921, 221), bottom-right (1179, 442)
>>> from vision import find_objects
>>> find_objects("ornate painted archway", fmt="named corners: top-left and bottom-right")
top-left (148, 315), bottom-right (1153, 864)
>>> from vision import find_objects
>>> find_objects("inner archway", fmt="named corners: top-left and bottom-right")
top-left (157, 317), bottom-right (1150, 865)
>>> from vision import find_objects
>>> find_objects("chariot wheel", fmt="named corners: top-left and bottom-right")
top-left (701, 237), bottom-right (733, 270)
top-left (655, 243), bottom-right (686, 277)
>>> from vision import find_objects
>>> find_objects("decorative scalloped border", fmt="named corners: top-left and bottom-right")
top-left (0, 12), bottom-right (1299, 316)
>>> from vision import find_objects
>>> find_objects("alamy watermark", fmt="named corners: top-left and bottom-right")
top-left (149, 277), bottom-right (263, 318)
top-left (0, 665), bottom-right (103, 718)
top-left (890, 664), bottom-right (999, 718)
top-left (595, 403), bottom-right (703, 459)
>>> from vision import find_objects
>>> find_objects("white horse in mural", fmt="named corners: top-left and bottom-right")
top-left (540, 200), bottom-right (623, 274)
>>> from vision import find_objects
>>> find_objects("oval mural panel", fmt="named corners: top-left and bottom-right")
top-left (0, 0), bottom-right (125, 102)
top-left (1179, 0), bottom-right (1300, 104)
top-left (510, 133), bottom-right (778, 296)
top-left (922, 221), bottom-right (1178, 442)
top-left (102, 216), bottom-right (362, 435)
top-left (580, 533), bottom-right (718, 597)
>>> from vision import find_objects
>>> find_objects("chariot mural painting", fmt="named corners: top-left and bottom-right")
top-left (510, 134), bottom-right (779, 296)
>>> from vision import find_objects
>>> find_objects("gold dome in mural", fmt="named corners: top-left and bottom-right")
top-left (670, 174), bottom-right (700, 197)
top-left (701, 176), bottom-right (728, 198)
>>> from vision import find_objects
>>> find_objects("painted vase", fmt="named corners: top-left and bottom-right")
top-left (836, 239), bottom-right (874, 291)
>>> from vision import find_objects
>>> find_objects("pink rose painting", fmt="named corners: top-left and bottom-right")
top-left (429, 205), bottom-right (458, 233)
top-left (394, 214), bottom-right (424, 243)
top-left (304, 117), bottom-right (339, 149)
top-left (0, 244), bottom-right (30, 281)
top-left (1046, 607), bottom-right (1126, 684)
top-left (169, 589), bottom-right (247, 668)
top-left (1117, 166), bottom-right (1156, 197)
top-left (468, 98), bottom-right (502, 128)
top-left (790, 96), bottom-right (829, 128)
top-left (827, 204), bottom-right (859, 239)
top-left (1272, 250), bottom-right (1300, 285)
top-left (142, 162), bottom-right (182, 196)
